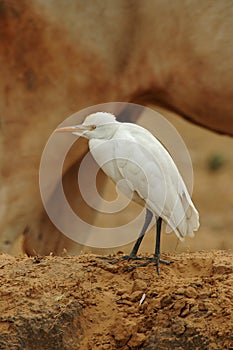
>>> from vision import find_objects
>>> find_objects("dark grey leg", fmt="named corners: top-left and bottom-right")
top-left (154, 217), bottom-right (171, 274)
top-left (126, 216), bottom-right (172, 274)
top-left (130, 209), bottom-right (153, 256)
top-left (155, 217), bottom-right (162, 257)
top-left (155, 217), bottom-right (162, 274)
top-left (97, 209), bottom-right (153, 262)
top-left (97, 211), bottom-right (172, 274)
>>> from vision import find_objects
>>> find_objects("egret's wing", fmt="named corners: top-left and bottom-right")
top-left (112, 134), bottom-right (167, 216)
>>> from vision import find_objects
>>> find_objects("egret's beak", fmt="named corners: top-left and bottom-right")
top-left (55, 124), bottom-right (95, 134)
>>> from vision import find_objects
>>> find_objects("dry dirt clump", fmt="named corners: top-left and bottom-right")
top-left (0, 250), bottom-right (232, 350)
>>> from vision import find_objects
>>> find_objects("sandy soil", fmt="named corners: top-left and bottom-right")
top-left (0, 250), bottom-right (232, 350)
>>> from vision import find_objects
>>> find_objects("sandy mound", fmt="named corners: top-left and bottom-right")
top-left (0, 250), bottom-right (232, 349)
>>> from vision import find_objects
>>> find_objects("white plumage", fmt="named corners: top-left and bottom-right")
top-left (56, 112), bottom-right (199, 273)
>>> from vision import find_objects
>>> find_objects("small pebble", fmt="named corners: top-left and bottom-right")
top-left (185, 286), bottom-right (197, 298)
top-left (132, 279), bottom-right (147, 292)
top-left (127, 333), bottom-right (147, 348)
top-left (160, 295), bottom-right (173, 308)
top-left (198, 301), bottom-right (208, 311)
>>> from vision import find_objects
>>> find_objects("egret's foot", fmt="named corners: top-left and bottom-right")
top-left (125, 256), bottom-right (173, 275)
top-left (97, 255), bottom-right (172, 274)
top-left (155, 257), bottom-right (172, 275)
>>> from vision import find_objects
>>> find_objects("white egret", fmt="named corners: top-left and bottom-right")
top-left (55, 112), bottom-right (199, 273)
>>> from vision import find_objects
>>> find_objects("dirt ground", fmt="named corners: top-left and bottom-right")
top-left (0, 251), bottom-right (232, 350)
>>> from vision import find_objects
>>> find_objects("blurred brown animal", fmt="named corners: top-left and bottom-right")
top-left (0, 0), bottom-right (232, 254)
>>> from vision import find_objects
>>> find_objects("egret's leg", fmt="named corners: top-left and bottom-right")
top-left (155, 216), bottom-right (162, 256)
top-left (154, 217), bottom-right (162, 274)
top-left (125, 217), bottom-right (171, 274)
top-left (97, 209), bottom-right (153, 263)
top-left (154, 217), bottom-right (171, 274)
top-left (130, 208), bottom-right (153, 256)
top-left (98, 211), bottom-right (172, 273)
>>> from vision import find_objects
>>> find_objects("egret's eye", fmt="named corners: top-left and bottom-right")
top-left (90, 125), bottom-right (96, 130)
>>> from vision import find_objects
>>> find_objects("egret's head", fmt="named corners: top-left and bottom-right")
top-left (55, 112), bottom-right (119, 139)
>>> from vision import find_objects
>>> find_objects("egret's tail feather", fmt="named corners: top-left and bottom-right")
top-left (165, 191), bottom-right (199, 240)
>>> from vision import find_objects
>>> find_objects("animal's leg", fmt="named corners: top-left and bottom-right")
top-left (98, 208), bottom-right (153, 263)
top-left (123, 217), bottom-right (172, 274)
